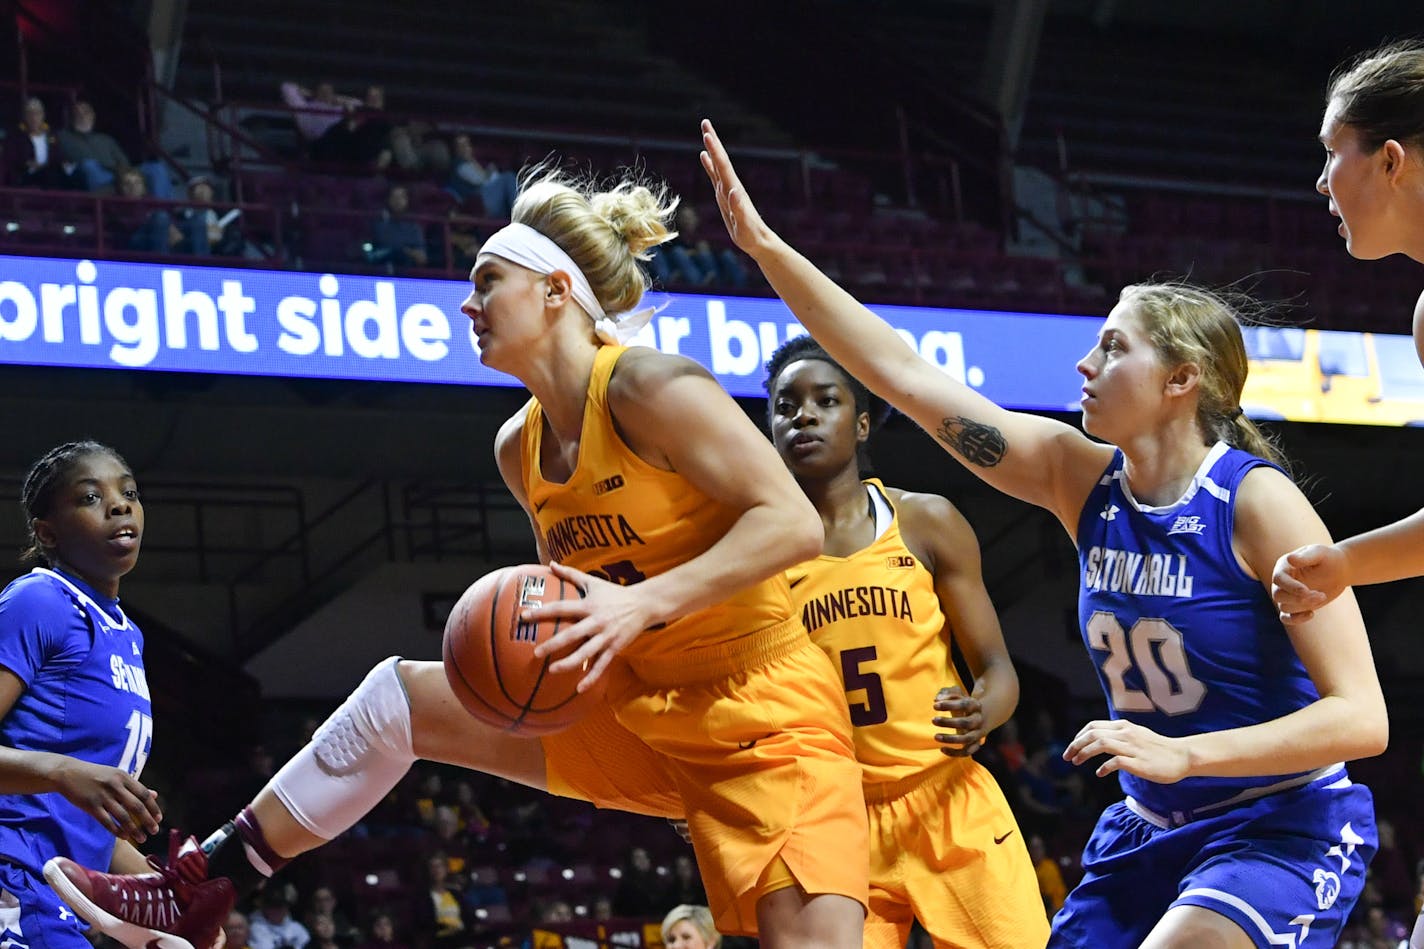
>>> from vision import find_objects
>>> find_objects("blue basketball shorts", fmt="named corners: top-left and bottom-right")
top-left (1049, 770), bottom-right (1376, 948)
top-left (0, 861), bottom-right (90, 949)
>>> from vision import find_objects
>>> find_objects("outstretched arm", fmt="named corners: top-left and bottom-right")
top-left (1272, 510), bottom-right (1424, 624)
top-left (1272, 291), bottom-right (1424, 622)
top-left (700, 120), bottom-right (1109, 530)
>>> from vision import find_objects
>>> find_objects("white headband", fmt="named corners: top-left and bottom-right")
top-left (479, 222), bottom-right (654, 345)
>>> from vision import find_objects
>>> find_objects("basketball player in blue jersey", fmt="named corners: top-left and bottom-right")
top-left (703, 120), bottom-right (1388, 948)
top-left (0, 441), bottom-right (207, 949)
top-left (1266, 41), bottom-right (1424, 948)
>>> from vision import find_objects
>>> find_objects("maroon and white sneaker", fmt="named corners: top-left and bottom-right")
top-left (43, 832), bottom-right (234, 949)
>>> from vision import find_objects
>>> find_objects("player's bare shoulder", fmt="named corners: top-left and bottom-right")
top-left (606, 348), bottom-right (726, 463)
top-left (885, 486), bottom-right (978, 570)
top-left (606, 346), bottom-right (717, 405)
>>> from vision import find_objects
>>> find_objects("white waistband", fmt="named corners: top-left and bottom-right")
top-left (1124, 763), bottom-right (1346, 829)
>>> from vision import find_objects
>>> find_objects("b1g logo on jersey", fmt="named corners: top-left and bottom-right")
top-left (592, 474), bottom-right (625, 496)
top-left (884, 555), bottom-right (915, 569)
top-left (513, 575), bottom-right (546, 642)
top-left (1168, 515), bottom-right (1206, 536)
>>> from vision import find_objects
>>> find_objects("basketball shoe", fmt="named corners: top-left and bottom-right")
top-left (44, 831), bottom-right (234, 949)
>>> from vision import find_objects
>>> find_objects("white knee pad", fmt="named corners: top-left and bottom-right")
top-left (268, 656), bottom-right (416, 840)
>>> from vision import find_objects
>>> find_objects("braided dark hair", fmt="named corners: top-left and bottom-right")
top-left (19, 441), bottom-right (129, 567)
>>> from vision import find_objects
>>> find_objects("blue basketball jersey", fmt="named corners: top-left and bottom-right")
top-left (0, 568), bottom-right (151, 875)
top-left (1075, 443), bottom-right (1325, 819)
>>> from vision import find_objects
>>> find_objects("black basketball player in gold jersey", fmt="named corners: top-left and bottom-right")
top-left (766, 336), bottom-right (1048, 949)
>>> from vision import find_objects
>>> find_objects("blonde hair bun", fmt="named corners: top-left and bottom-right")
top-left (512, 167), bottom-right (679, 316)
top-left (591, 181), bottom-right (678, 259)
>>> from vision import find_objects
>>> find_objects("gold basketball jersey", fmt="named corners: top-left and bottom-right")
top-left (787, 480), bottom-right (966, 786)
top-left (522, 345), bottom-right (794, 676)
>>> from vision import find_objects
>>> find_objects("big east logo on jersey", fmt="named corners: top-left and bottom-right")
top-left (1168, 515), bottom-right (1206, 536)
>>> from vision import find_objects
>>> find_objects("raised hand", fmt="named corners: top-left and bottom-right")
top-left (524, 561), bottom-right (657, 693)
top-left (933, 685), bottom-right (986, 757)
top-left (50, 757), bottom-right (162, 844)
top-left (1063, 718), bottom-right (1189, 783)
top-left (699, 119), bottom-right (778, 258)
top-left (1271, 544), bottom-right (1347, 625)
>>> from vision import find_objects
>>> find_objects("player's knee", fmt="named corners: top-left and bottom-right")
top-left (311, 656), bottom-right (414, 772)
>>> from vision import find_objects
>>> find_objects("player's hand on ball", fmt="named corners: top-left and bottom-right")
top-left (526, 562), bottom-right (656, 693)
top-left (933, 685), bottom-right (986, 757)
top-left (1271, 543), bottom-right (1346, 626)
top-left (1064, 719), bottom-right (1189, 783)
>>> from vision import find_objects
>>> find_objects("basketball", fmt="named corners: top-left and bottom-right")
top-left (442, 563), bottom-right (605, 736)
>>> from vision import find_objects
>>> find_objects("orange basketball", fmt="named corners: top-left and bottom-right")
top-left (442, 564), bottom-right (604, 736)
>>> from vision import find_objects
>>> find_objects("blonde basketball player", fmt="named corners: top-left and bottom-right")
top-left (45, 169), bottom-right (868, 949)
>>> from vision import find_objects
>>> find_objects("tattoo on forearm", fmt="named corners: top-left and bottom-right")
top-left (936, 417), bottom-right (1007, 467)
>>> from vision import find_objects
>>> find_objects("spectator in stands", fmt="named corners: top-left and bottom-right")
top-left (57, 100), bottom-right (172, 197)
top-left (385, 102), bottom-right (449, 179)
top-left (460, 867), bottom-right (507, 914)
top-left (368, 185), bottom-right (428, 271)
top-left (590, 896), bottom-right (613, 922)
top-left (307, 915), bottom-right (340, 949)
top-left (1013, 729), bottom-right (1085, 837)
top-left (9, 96), bottom-right (70, 188)
top-left (280, 80), bottom-right (360, 163)
top-left (353, 913), bottom-right (406, 949)
top-left (343, 84), bottom-right (396, 170)
top-left (647, 205), bottom-right (746, 289)
top-left (659, 905), bottom-right (720, 949)
top-left (1028, 834), bottom-right (1066, 917)
top-left (611, 847), bottom-right (662, 919)
top-left (994, 716), bottom-right (1028, 774)
top-left (305, 887), bottom-right (359, 948)
top-left (444, 134), bottom-right (518, 218)
top-left (525, 899), bottom-right (573, 949)
top-left (249, 890), bottom-right (311, 949)
top-left (429, 806), bottom-right (478, 877)
top-left (109, 167), bottom-right (182, 254)
top-left (660, 855), bottom-right (706, 910)
top-left (176, 175), bottom-right (244, 256)
top-left (1373, 819), bottom-right (1415, 918)
top-left (449, 780), bottom-right (492, 846)
top-left (974, 713), bottom-right (1027, 798)
top-left (485, 787), bottom-right (551, 865)
top-left (412, 853), bottom-right (469, 949)
top-left (224, 911), bottom-right (254, 949)
top-left (413, 768), bottom-right (448, 826)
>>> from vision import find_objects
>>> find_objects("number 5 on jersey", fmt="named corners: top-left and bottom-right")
top-left (840, 646), bottom-right (888, 726)
top-left (1087, 611), bottom-right (1206, 715)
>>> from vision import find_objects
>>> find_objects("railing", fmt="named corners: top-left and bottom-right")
top-left (205, 96), bottom-right (970, 219)
top-left (0, 475), bottom-right (525, 660)
top-left (0, 80), bottom-right (81, 118)
top-left (0, 185), bottom-right (287, 264)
